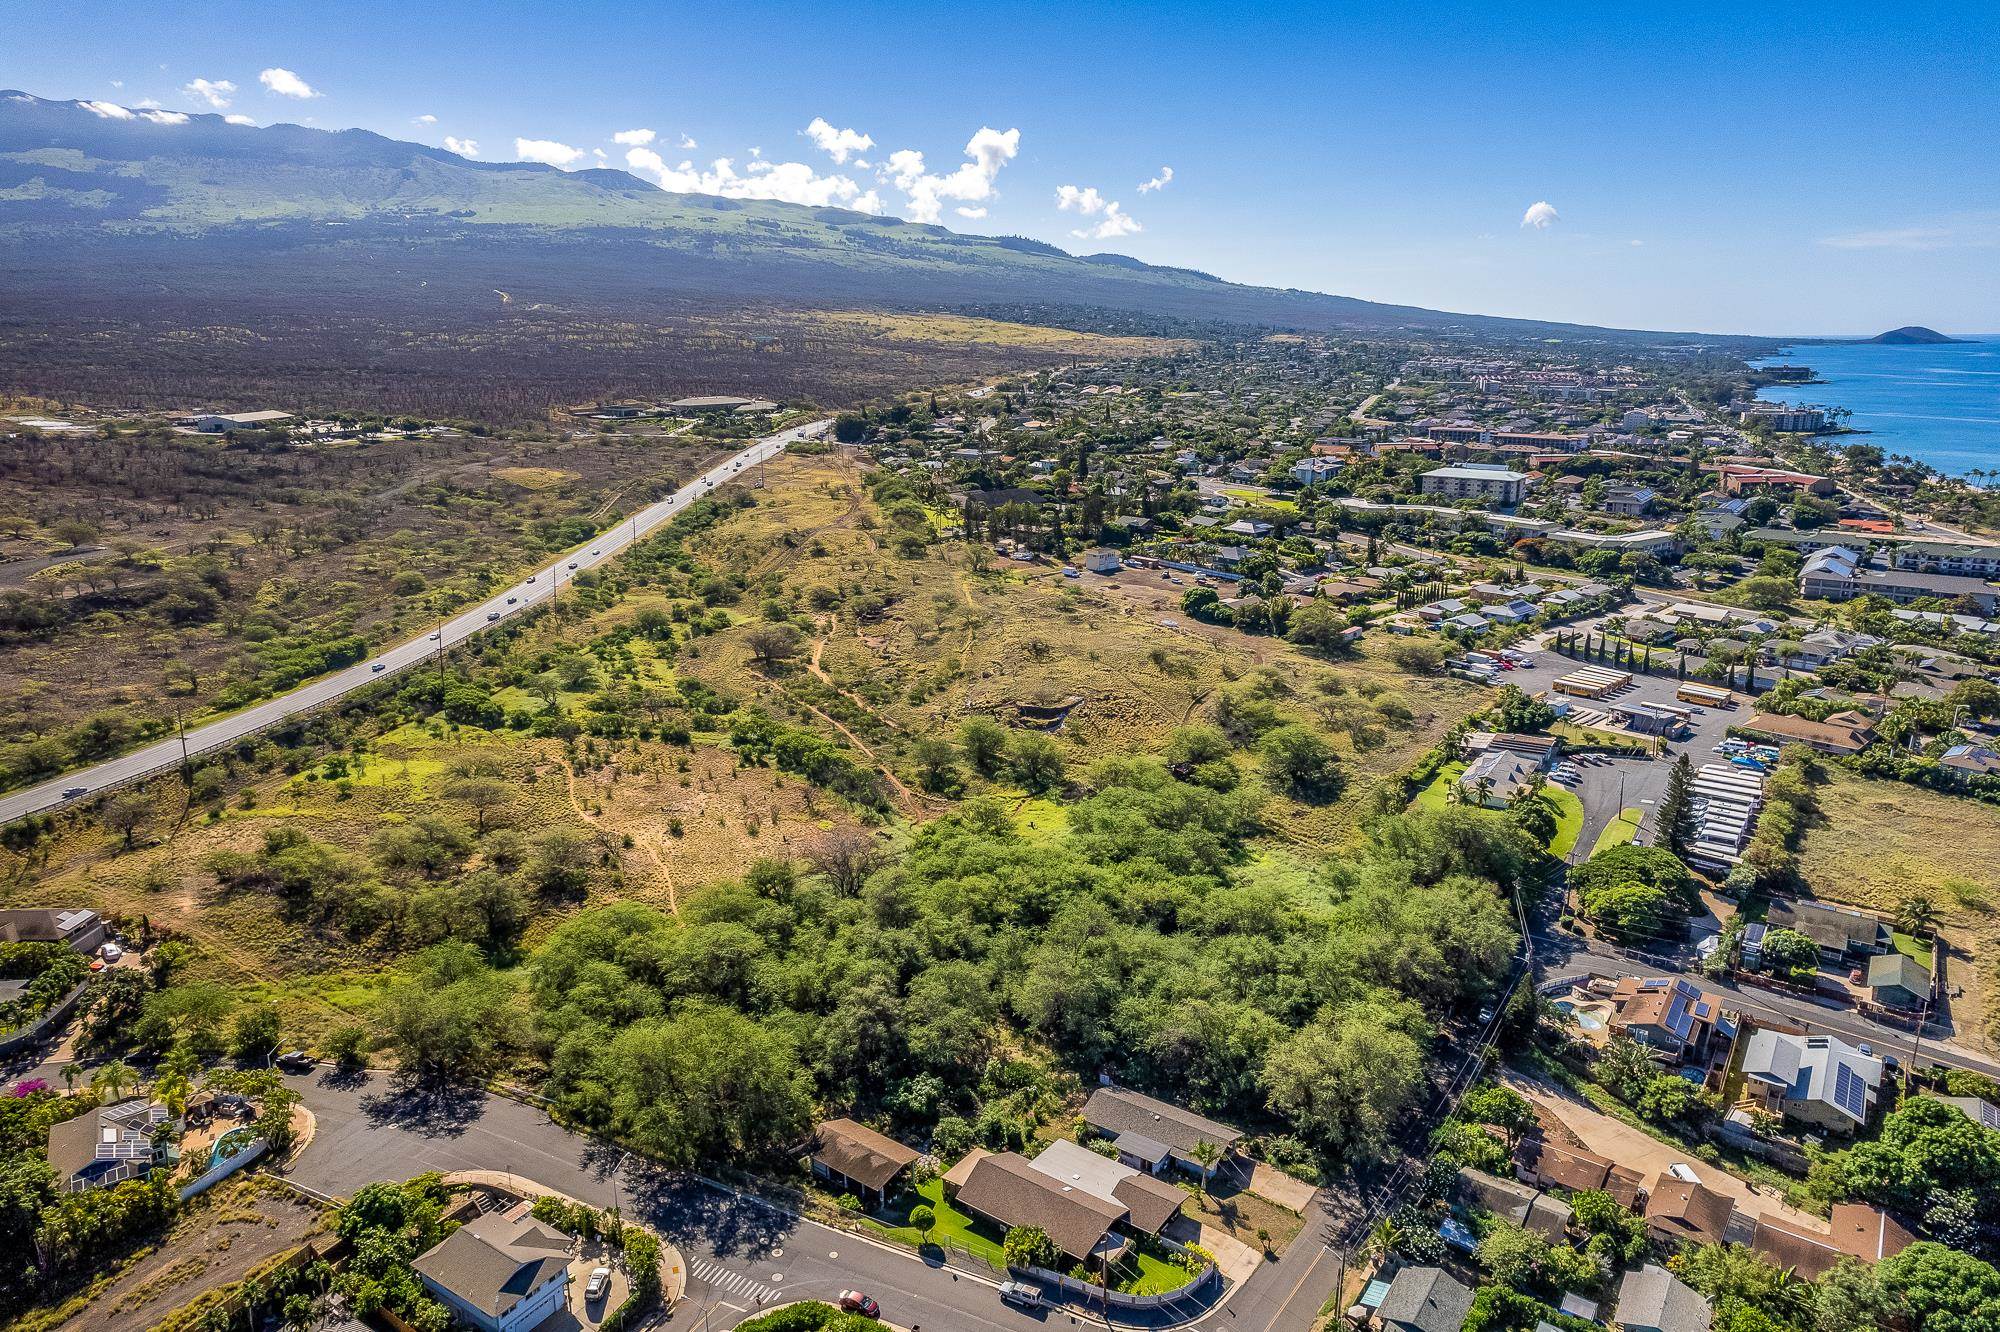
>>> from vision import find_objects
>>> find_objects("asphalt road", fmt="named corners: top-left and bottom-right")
top-left (275, 1069), bottom-right (1331, 1332)
top-left (0, 420), bottom-right (829, 827)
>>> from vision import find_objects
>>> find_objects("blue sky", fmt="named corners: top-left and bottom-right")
top-left (8, 0), bottom-right (1996, 335)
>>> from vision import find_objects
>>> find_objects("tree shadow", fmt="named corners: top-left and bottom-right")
top-left (358, 1076), bottom-right (486, 1137)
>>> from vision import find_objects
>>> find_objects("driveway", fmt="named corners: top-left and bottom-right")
top-left (276, 1069), bottom-right (1335, 1331)
top-left (1502, 1072), bottom-right (1826, 1233)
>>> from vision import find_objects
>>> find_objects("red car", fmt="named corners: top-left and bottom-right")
top-left (838, 1290), bottom-right (880, 1318)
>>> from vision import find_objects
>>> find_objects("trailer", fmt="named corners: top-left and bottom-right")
top-left (1552, 665), bottom-right (1633, 698)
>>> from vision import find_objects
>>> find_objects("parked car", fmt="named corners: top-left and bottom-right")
top-left (838, 1291), bottom-right (879, 1318)
top-left (585, 1267), bottom-right (612, 1302)
top-left (276, 1050), bottom-right (314, 1072)
top-left (100, 943), bottom-right (123, 964)
top-left (998, 1281), bottom-right (1044, 1309)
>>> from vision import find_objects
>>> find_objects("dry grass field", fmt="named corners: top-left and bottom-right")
top-left (1795, 768), bottom-right (2000, 1049)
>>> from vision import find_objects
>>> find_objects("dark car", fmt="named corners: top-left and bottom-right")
top-left (275, 1051), bottom-right (314, 1073)
top-left (838, 1291), bottom-right (879, 1318)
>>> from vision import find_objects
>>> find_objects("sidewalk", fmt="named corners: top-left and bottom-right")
top-left (441, 1169), bottom-right (689, 1304)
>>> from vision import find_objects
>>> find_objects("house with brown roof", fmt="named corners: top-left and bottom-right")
top-left (1749, 1204), bottom-right (1914, 1279)
top-left (1513, 1135), bottom-right (1647, 1208)
top-left (1766, 899), bottom-right (1892, 959)
top-left (1739, 711), bottom-right (1874, 757)
top-left (0, 907), bottom-right (106, 953)
top-left (1609, 976), bottom-right (1736, 1065)
top-left (1644, 1177), bottom-right (1735, 1246)
top-left (806, 1118), bottom-right (921, 1208)
top-left (410, 1208), bottom-right (572, 1332)
top-left (1453, 1166), bottom-right (1572, 1241)
top-left (946, 1138), bottom-right (1191, 1266)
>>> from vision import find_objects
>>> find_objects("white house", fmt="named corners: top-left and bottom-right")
top-left (411, 1210), bottom-right (573, 1332)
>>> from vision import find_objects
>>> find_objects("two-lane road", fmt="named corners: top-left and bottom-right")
top-left (0, 419), bottom-right (830, 827)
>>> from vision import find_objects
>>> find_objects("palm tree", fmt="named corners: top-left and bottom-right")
top-left (1896, 893), bottom-right (1939, 939)
top-left (1190, 1140), bottom-right (1221, 1199)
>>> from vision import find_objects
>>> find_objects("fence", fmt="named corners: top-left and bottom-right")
top-left (180, 1134), bottom-right (269, 1200)
top-left (1019, 1259), bottom-right (1218, 1310)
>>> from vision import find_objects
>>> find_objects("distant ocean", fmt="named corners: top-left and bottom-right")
top-left (1749, 339), bottom-right (2000, 479)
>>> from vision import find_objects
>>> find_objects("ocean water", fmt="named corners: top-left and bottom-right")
top-left (1749, 339), bottom-right (2000, 479)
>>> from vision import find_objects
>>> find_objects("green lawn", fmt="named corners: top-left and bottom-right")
top-left (1890, 930), bottom-right (1933, 964)
top-left (1546, 786), bottom-right (1586, 859)
top-left (1108, 1247), bottom-right (1198, 1295)
top-left (1591, 807), bottom-right (1644, 857)
top-left (1412, 761), bottom-right (1468, 810)
top-left (867, 1177), bottom-right (1006, 1266)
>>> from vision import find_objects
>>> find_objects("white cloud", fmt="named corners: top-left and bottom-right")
top-left (1058, 183), bottom-right (1142, 239)
top-left (956, 206), bottom-right (987, 219)
top-left (259, 67), bottom-right (320, 99)
top-left (804, 117), bottom-right (874, 164)
top-left (79, 100), bottom-right (134, 120)
top-left (443, 136), bottom-right (479, 158)
top-left (613, 128), bottom-right (656, 146)
top-left (678, 134), bottom-right (697, 150)
top-left (624, 146), bottom-right (877, 211)
top-left (1056, 184), bottom-right (1107, 215)
top-left (413, 113), bottom-right (437, 125)
top-left (1630, 239), bottom-right (1644, 247)
top-left (1520, 200), bottom-right (1559, 230)
top-left (109, 80), bottom-right (123, 89)
top-left (516, 137), bottom-right (585, 167)
top-left (135, 98), bottom-right (162, 109)
top-left (225, 114), bottom-right (256, 126)
top-left (748, 146), bottom-right (762, 158)
top-left (182, 78), bottom-right (236, 109)
top-left (141, 109), bottom-right (190, 125)
top-left (888, 126), bottom-right (1019, 223)
top-left (1137, 166), bottom-right (1174, 193)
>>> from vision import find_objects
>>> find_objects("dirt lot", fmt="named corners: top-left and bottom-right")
top-left (41, 1176), bottom-right (326, 1332)
top-left (1795, 768), bottom-right (2000, 1050)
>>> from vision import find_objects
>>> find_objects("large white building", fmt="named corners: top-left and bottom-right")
top-left (1419, 463), bottom-right (1527, 505)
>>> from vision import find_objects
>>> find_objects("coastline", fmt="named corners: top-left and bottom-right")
top-left (1747, 338), bottom-right (1998, 479)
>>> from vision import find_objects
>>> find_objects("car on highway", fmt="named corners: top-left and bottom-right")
top-left (371, 662), bottom-right (386, 673)
top-left (429, 631), bottom-right (441, 641)
top-left (838, 1291), bottom-right (879, 1318)
top-left (998, 1282), bottom-right (1044, 1309)
top-left (63, 786), bottom-right (87, 799)
top-left (567, 561), bottom-right (578, 570)
top-left (526, 574), bottom-right (536, 583)
top-left (506, 596), bottom-right (517, 604)
top-left (585, 1267), bottom-right (613, 1302)
top-left (487, 611), bottom-right (501, 621)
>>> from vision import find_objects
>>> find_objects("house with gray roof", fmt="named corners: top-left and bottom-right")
top-left (1741, 1029), bottom-right (1883, 1134)
top-left (411, 1208), bottom-right (572, 1332)
top-left (1377, 1266), bottom-right (1475, 1332)
top-left (1616, 1264), bottom-right (1711, 1332)
top-left (1081, 1086), bottom-right (1243, 1181)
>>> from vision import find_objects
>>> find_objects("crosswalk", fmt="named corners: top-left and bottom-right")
top-left (689, 1257), bottom-right (782, 1306)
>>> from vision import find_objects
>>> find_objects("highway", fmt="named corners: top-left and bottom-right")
top-left (0, 418), bottom-right (831, 827)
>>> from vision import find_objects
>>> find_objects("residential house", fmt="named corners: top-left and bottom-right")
top-left (187, 410), bottom-right (294, 433)
top-left (1464, 732), bottom-right (1561, 769)
top-left (1929, 1094), bottom-right (2000, 1130)
top-left (1022, 1139), bottom-right (1186, 1238)
top-left (1892, 541), bottom-right (2000, 577)
top-left (1459, 751), bottom-right (1539, 807)
top-left (1080, 548), bottom-right (1124, 574)
top-left (1766, 899), bottom-right (1891, 958)
top-left (1376, 1266), bottom-right (1476, 1332)
top-left (45, 1098), bottom-right (179, 1193)
top-left (1608, 977), bottom-right (1736, 1065)
top-left (1941, 744), bottom-right (2000, 784)
top-left (1740, 1030), bottom-right (1883, 1134)
top-left (1601, 485), bottom-right (1659, 518)
top-left (948, 1150), bottom-right (1129, 1264)
top-left (1616, 1264), bottom-right (1712, 1332)
top-left (1749, 1204), bottom-right (1914, 1279)
top-left (1865, 952), bottom-right (1932, 1011)
top-left (0, 908), bottom-right (107, 953)
top-left (1290, 457), bottom-right (1343, 485)
top-left (1512, 1136), bottom-right (1647, 1208)
top-left (1480, 599), bottom-right (1539, 625)
top-left (1453, 1167), bottom-right (1572, 1241)
top-left (806, 1118), bottom-right (921, 1209)
top-left (1224, 519), bottom-right (1274, 538)
top-left (1081, 1086), bottom-right (1243, 1181)
top-left (411, 1208), bottom-right (573, 1332)
top-left (1444, 612), bottom-right (1492, 634)
top-left (1643, 1177), bottom-right (1736, 1246)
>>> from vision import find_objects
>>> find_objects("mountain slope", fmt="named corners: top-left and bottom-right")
top-left (0, 91), bottom-right (1738, 345)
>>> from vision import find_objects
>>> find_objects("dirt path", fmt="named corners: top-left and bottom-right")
top-left (805, 625), bottom-right (902, 733)
top-left (560, 757), bottom-right (679, 913)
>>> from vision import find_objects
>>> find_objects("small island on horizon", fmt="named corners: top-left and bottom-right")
top-left (1860, 325), bottom-right (1964, 344)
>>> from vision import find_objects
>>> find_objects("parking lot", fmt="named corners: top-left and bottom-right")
top-left (1496, 633), bottom-right (1750, 860)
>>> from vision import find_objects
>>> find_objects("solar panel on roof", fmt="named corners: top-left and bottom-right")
top-left (1833, 1064), bottom-right (1869, 1119)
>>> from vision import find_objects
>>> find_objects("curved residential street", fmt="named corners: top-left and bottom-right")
top-left (272, 1068), bottom-right (1344, 1332)
top-left (0, 420), bottom-right (830, 828)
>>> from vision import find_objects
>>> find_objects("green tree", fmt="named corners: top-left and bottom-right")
top-left (1656, 753), bottom-right (1696, 857)
top-left (957, 717), bottom-right (1009, 776)
top-left (1002, 1226), bottom-right (1060, 1271)
top-left (1259, 723), bottom-right (1343, 802)
top-left (375, 943), bottom-right (521, 1085)
top-left (1005, 732), bottom-right (1066, 794)
top-left (231, 1003), bottom-right (283, 1063)
top-left (1878, 1241), bottom-right (2000, 1332)
top-left (908, 1202), bottom-right (935, 1245)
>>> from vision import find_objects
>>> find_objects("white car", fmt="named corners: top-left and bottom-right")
top-left (585, 1267), bottom-right (612, 1302)
top-left (100, 943), bottom-right (123, 964)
